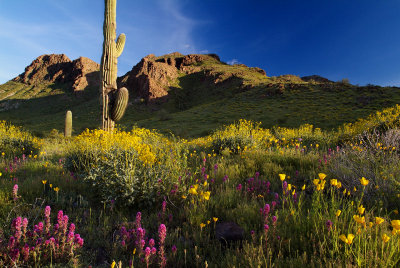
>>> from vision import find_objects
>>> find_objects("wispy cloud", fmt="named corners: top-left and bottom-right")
top-left (158, 0), bottom-right (201, 54)
top-left (0, 17), bottom-right (51, 54)
top-left (227, 59), bottom-right (240, 65)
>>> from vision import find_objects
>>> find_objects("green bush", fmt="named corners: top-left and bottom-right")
top-left (64, 128), bottom-right (189, 208)
top-left (0, 121), bottom-right (40, 158)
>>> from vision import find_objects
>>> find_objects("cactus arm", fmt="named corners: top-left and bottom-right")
top-left (111, 87), bottom-right (129, 122)
top-left (115, 33), bottom-right (126, 58)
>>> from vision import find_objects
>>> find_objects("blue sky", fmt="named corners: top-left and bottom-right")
top-left (1, 0), bottom-right (400, 86)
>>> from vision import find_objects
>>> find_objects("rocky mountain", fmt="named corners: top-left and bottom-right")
top-left (12, 54), bottom-right (100, 92)
top-left (117, 52), bottom-right (272, 103)
top-left (8, 52), bottom-right (337, 105)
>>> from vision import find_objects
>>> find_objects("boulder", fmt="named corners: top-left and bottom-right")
top-left (215, 221), bottom-right (244, 245)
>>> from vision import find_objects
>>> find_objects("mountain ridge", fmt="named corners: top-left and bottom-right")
top-left (1, 52), bottom-right (400, 137)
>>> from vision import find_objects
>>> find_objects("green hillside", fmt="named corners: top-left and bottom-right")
top-left (1, 56), bottom-right (400, 138)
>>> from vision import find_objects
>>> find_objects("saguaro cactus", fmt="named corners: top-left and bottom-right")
top-left (65, 110), bottom-right (72, 137)
top-left (100, 0), bottom-right (127, 131)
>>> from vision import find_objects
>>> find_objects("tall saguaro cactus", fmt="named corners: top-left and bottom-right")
top-left (100, 0), bottom-right (128, 131)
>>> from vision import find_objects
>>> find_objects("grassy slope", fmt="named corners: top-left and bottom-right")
top-left (1, 58), bottom-right (400, 137)
top-left (0, 81), bottom-right (100, 136)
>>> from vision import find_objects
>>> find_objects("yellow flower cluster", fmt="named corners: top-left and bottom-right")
top-left (353, 215), bottom-right (365, 225)
top-left (0, 121), bottom-right (42, 152)
top-left (187, 184), bottom-right (211, 201)
top-left (71, 128), bottom-right (164, 165)
top-left (200, 217), bottom-right (218, 229)
top-left (392, 220), bottom-right (400, 235)
top-left (313, 173), bottom-right (327, 191)
top-left (339, 234), bottom-right (355, 245)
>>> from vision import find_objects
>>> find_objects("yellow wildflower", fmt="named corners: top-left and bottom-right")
top-left (336, 210), bottom-right (342, 217)
top-left (375, 217), bottom-right (385, 225)
top-left (382, 234), bottom-right (390, 243)
top-left (200, 223), bottom-right (206, 228)
top-left (313, 179), bottom-right (320, 186)
top-left (213, 217), bottom-right (218, 222)
top-left (360, 177), bottom-right (369, 186)
top-left (279, 174), bottom-right (286, 181)
top-left (339, 234), bottom-right (355, 245)
top-left (189, 185), bottom-right (198, 195)
top-left (42, 180), bottom-right (47, 184)
top-left (203, 191), bottom-right (211, 200)
top-left (318, 173), bottom-right (327, 180)
top-left (49, 184), bottom-right (53, 188)
top-left (207, 220), bottom-right (210, 225)
top-left (358, 205), bottom-right (365, 215)
top-left (353, 215), bottom-right (365, 224)
top-left (330, 179), bottom-right (338, 186)
top-left (336, 181), bottom-right (342, 188)
top-left (301, 184), bottom-right (306, 190)
top-left (111, 261), bottom-right (116, 268)
top-left (391, 220), bottom-right (400, 230)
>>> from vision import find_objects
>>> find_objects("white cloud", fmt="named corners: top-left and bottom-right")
top-left (227, 59), bottom-right (240, 65)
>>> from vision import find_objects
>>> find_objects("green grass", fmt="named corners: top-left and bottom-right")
top-left (0, 114), bottom-right (400, 267)
top-left (1, 57), bottom-right (400, 139)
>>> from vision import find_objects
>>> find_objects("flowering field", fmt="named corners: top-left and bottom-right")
top-left (0, 106), bottom-right (399, 267)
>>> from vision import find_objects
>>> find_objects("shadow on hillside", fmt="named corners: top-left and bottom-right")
top-left (165, 71), bottom-right (246, 110)
top-left (0, 85), bottom-right (100, 136)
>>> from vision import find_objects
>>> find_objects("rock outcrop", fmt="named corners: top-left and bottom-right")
top-left (70, 57), bottom-right (100, 92)
top-left (13, 54), bottom-right (100, 91)
top-left (118, 53), bottom-right (222, 102)
top-left (118, 54), bottom-right (179, 102)
top-left (301, 75), bottom-right (332, 83)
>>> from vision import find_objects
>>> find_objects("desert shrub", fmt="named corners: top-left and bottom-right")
top-left (337, 104), bottom-right (400, 143)
top-left (273, 124), bottom-right (335, 149)
top-left (64, 128), bottom-right (188, 208)
top-left (0, 121), bottom-right (40, 158)
top-left (210, 119), bottom-right (274, 154)
top-left (328, 128), bottom-right (400, 209)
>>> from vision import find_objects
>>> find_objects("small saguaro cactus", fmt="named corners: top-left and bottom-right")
top-left (100, 0), bottom-right (128, 131)
top-left (65, 110), bottom-right (72, 137)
